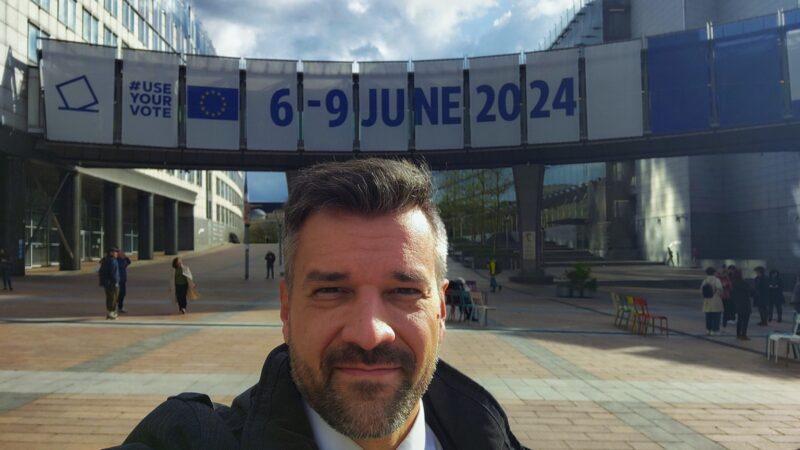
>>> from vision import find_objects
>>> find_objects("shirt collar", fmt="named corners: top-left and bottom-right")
top-left (304, 400), bottom-right (438, 450)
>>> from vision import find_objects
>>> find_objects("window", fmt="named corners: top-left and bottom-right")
top-left (138, 16), bottom-right (149, 47)
top-left (104, 27), bottom-right (117, 47)
top-left (122, 1), bottom-right (134, 31)
top-left (33, 0), bottom-right (51, 11)
top-left (82, 9), bottom-right (99, 44)
top-left (104, 0), bottom-right (118, 17)
top-left (28, 23), bottom-right (47, 63)
top-left (59, 0), bottom-right (77, 30)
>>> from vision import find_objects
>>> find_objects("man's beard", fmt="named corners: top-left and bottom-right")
top-left (289, 341), bottom-right (438, 440)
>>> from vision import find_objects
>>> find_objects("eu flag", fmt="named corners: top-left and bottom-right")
top-left (187, 86), bottom-right (239, 121)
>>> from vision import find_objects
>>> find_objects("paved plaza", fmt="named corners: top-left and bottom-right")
top-left (0, 244), bottom-right (798, 449)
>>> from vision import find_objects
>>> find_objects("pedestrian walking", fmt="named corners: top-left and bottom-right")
top-left (98, 247), bottom-right (121, 320)
top-left (0, 248), bottom-right (12, 291)
top-left (717, 266), bottom-right (735, 327)
top-left (117, 249), bottom-right (131, 314)
top-left (265, 251), bottom-right (276, 279)
top-left (753, 266), bottom-right (769, 326)
top-left (665, 247), bottom-right (674, 266)
top-left (730, 269), bottom-right (752, 340)
top-left (767, 269), bottom-right (785, 323)
top-left (169, 257), bottom-right (195, 314)
top-left (701, 267), bottom-right (723, 335)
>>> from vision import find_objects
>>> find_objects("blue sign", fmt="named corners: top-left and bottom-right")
top-left (56, 75), bottom-right (99, 112)
top-left (128, 80), bottom-right (172, 118)
top-left (187, 86), bottom-right (239, 121)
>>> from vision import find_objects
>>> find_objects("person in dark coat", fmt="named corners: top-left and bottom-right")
top-left (791, 271), bottom-right (800, 314)
top-left (116, 250), bottom-right (132, 313)
top-left (112, 159), bottom-right (528, 449)
top-left (730, 268), bottom-right (752, 340)
top-left (0, 248), bottom-right (12, 291)
top-left (99, 248), bottom-right (120, 320)
top-left (753, 266), bottom-right (768, 326)
top-left (264, 250), bottom-right (276, 279)
top-left (767, 269), bottom-right (784, 323)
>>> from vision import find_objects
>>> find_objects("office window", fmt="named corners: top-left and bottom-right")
top-left (122, 1), bottom-right (134, 31)
top-left (33, 0), bottom-right (51, 11)
top-left (104, 0), bottom-right (118, 17)
top-left (28, 23), bottom-right (43, 63)
top-left (138, 16), bottom-right (149, 47)
top-left (104, 27), bottom-right (117, 47)
top-left (82, 9), bottom-right (99, 44)
top-left (59, 0), bottom-right (77, 30)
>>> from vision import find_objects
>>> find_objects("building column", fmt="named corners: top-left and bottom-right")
top-left (164, 198), bottom-right (178, 255)
top-left (103, 182), bottom-right (123, 252)
top-left (511, 164), bottom-right (551, 283)
top-left (0, 157), bottom-right (26, 275)
top-left (58, 171), bottom-right (81, 270)
top-left (137, 192), bottom-right (154, 260)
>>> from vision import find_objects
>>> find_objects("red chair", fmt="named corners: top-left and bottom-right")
top-left (633, 297), bottom-right (669, 336)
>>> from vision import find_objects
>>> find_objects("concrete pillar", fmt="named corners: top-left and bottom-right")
top-left (103, 182), bottom-right (123, 252)
top-left (58, 171), bottom-right (81, 270)
top-left (137, 192), bottom-right (154, 260)
top-left (0, 157), bottom-right (26, 275)
top-left (511, 164), bottom-right (552, 283)
top-left (164, 198), bottom-right (178, 255)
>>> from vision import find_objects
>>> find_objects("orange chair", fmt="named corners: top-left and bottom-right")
top-left (633, 297), bottom-right (669, 336)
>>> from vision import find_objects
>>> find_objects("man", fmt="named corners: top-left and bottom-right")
top-left (113, 159), bottom-right (526, 449)
top-left (117, 249), bottom-right (132, 313)
top-left (99, 247), bottom-right (120, 320)
top-left (265, 250), bottom-right (276, 279)
top-left (0, 248), bottom-right (12, 291)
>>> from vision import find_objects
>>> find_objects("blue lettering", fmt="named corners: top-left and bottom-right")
top-left (270, 88), bottom-right (293, 127)
top-left (498, 83), bottom-right (520, 121)
top-left (361, 89), bottom-right (378, 127)
top-left (326, 89), bottom-right (348, 127)
top-left (381, 88), bottom-right (404, 127)
top-left (476, 85), bottom-right (496, 123)
top-left (414, 87), bottom-right (438, 125)
top-left (441, 86), bottom-right (460, 125)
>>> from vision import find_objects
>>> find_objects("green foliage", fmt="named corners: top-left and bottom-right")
top-left (564, 263), bottom-right (597, 291)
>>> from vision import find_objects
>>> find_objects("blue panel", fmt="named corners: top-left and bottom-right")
top-left (715, 14), bottom-right (778, 38)
top-left (714, 29), bottom-right (783, 128)
top-left (647, 29), bottom-right (710, 135)
top-left (786, 9), bottom-right (800, 29)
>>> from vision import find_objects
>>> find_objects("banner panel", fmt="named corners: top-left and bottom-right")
top-left (413, 59), bottom-right (464, 150)
top-left (186, 56), bottom-right (240, 150)
top-left (359, 61), bottom-right (408, 152)
top-left (647, 30), bottom-right (710, 135)
top-left (42, 41), bottom-right (115, 144)
top-left (788, 29), bottom-right (800, 118)
top-left (714, 29), bottom-right (783, 128)
top-left (525, 48), bottom-right (580, 144)
top-left (302, 61), bottom-right (354, 151)
top-left (584, 40), bottom-right (643, 140)
top-left (121, 50), bottom-right (179, 147)
top-left (246, 59), bottom-right (298, 151)
top-left (469, 54), bottom-right (521, 148)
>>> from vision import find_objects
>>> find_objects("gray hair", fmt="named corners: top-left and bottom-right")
top-left (282, 158), bottom-right (448, 289)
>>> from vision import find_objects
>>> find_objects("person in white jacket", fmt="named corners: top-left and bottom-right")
top-left (701, 267), bottom-right (724, 335)
top-left (169, 257), bottom-right (196, 314)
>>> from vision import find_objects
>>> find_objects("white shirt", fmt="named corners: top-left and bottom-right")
top-left (304, 400), bottom-right (442, 450)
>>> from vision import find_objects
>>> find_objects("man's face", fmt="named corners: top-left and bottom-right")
top-left (280, 208), bottom-right (447, 439)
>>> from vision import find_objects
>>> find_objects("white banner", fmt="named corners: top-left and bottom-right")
top-left (302, 61), bottom-right (354, 151)
top-left (121, 50), bottom-right (179, 147)
top-left (42, 41), bottom-right (115, 144)
top-left (584, 40), bottom-right (643, 140)
top-left (246, 59), bottom-right (298, 150)
top-left (469, 54), bottom-right (521, 148)
top-left (359, 61), bottom-right (408, 152)
top-left (413, 59), bottom-right (464, 150)
top-left (787, 29), bottom-right (800, 101)
top-left (186, 56), bottom-right (240, 150)
top-left (526, 48), bottom-right (580, 144)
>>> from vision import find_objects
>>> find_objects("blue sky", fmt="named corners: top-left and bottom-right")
top-left (193, 0), bottom-right (575, 201)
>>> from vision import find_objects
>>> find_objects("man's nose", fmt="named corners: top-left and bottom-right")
top-left (341, 290), bottom-right (396, 351)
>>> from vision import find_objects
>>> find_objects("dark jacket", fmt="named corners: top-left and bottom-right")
top-left (118, 256), bottom-right (131, 283)
top-left (731, 279), bottom-right (752, 314)
top-left (753, 274), bottom-right (768, 306)
top-left (112, 344), bottom-right (528, 450)
top-left (99, 257), bottom-right (120, 288)
top-left (767, 274), bottom-right (784, 305)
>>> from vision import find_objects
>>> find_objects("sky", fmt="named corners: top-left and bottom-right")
top-left (191, 0), bottom-right (577, 201)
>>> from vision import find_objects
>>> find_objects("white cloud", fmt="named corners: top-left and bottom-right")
top-left (493, 10), bottom-right (512, 28)
top-left (201, 19), bottom-right (259, 58)
top-left (518, 0), bottom-right (573, 21)
top-left (347, 0), bottom-right (368, 14)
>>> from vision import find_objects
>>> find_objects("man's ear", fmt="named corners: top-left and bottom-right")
top-left (280, 279), bottom-right (290, 343)
top-left (439, 279), bottom-right (449, 336)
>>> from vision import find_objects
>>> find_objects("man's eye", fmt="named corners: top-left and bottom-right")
top-left (392, 287), bottom-right (422, 296)
top-left (313, 287), bottom-right (346, 296)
